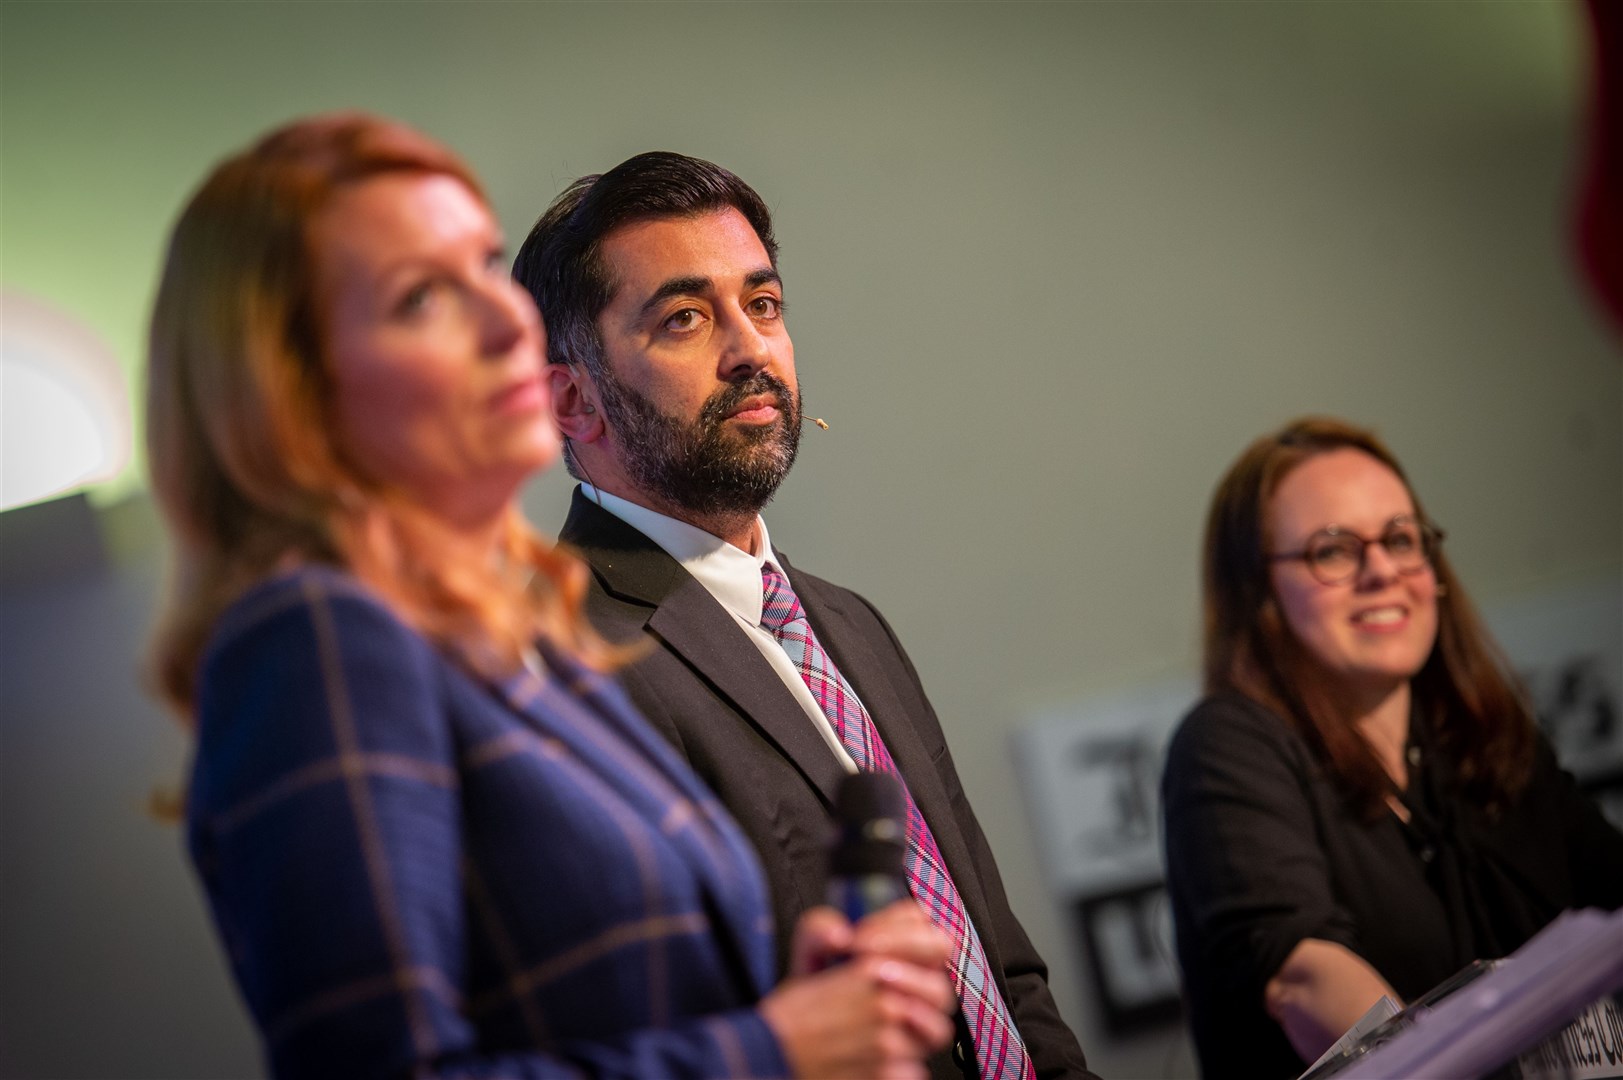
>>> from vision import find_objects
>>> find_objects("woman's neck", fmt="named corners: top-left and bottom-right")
top-left (1353, 681), bottom-right (1413, 790)
top-left (381, 488), bottom-right (512, 577)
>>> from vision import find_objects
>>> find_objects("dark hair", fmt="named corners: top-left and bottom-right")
top-left (510, 152), bottom-right (778, 476)
top-left (1202, 416), bottom-right (1534, 817)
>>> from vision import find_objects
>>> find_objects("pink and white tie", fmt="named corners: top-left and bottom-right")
top-left (760, 566), bottom-right (1034, 1080)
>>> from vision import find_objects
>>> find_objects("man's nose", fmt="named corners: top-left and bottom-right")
top-left (716, 305), bottom-right (772, 380)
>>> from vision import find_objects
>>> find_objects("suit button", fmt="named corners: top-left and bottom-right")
top-left (954, 1040), bottom-right (968, 1065)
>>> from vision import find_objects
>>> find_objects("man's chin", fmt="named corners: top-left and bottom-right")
top-left (704, 452), bottom-right (793, 487)
top-left (713, 421), bottom-right (796, 459)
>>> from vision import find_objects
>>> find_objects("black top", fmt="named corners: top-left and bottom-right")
top-left (1161, 691), bottom-right (1623, 1080)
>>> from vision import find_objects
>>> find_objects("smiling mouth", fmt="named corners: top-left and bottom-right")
top-left (1352, 606), bottom-right (1407, 627)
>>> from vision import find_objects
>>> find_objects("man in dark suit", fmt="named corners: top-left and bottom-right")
top-left (512, 152), bottom-right (1094, 1080)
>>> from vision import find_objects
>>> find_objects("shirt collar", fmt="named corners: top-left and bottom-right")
top-left (581, 484), bottom-right (787, 624)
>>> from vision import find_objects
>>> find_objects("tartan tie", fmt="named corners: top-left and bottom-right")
top-left (760, 566), bottom-right (1034, 1080)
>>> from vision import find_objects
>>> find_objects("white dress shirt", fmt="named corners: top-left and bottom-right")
top-left (581, 484), bottom-right (859, 773)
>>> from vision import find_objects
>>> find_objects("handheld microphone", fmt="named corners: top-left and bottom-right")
top-left (826, 771), bottom-right (908, 922)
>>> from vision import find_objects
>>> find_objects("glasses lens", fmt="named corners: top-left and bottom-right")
top-left (1306, 533), bottom-right (1361, 583)
top-left (1382, 523), bottom-right (1427, 571)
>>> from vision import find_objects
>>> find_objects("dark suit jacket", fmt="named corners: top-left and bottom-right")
top-left (559, 490), bottom-right (1096, 1080)
top-left (187, 566), bottom-right (787, 1079)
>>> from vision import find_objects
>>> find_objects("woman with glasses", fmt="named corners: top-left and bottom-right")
top-left (1161, 416), bottom-right (1623, 1079)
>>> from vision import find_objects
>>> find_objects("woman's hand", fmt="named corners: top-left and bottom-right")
top-left (759, 902), bottom-right (956, 1079)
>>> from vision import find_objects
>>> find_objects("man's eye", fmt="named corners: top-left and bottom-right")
top-left (664, 308), bottom-right (702, 332)
top-left (748, 296), bottom-right (783, 319)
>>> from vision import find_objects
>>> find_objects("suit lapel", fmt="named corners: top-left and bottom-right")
top-left (560, 492), bottom-right (845, 807)
top-left (647, 587), bottom-right (847, 806)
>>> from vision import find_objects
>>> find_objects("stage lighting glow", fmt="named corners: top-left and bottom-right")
top-left (1, 290), bottom-right (132, 513)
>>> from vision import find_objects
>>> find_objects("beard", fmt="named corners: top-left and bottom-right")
top-left (594, 367), bottom-right (802, 518)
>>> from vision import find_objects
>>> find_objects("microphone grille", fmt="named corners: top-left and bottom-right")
top-left (833, 771), bottom-right (905, 827)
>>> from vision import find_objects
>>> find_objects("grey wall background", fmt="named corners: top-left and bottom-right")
top-left (2, 2), bottom-right (1620, 1077)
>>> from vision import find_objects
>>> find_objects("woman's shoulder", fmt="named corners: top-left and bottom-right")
top-left (188, 565), bottom-right (456, 818)
top-left (1174, 691), bottom-right (1295, 744)
top-left (1166, 691), bottom-right (1311, 777)
top-left (202, 563), bottom-right (421, 665)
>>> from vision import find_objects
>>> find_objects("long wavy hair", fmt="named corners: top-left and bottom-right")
top-left (147, 112), bottom-right (608, 714)
top-left (1202, 416), bottom-right (1534, 817)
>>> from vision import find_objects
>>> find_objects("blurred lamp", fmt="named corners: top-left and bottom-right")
top-left (1, 289), bottom-right (132, 513)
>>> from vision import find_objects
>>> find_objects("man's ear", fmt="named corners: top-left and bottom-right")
top-left (546, 363), bottom-right (606, 444)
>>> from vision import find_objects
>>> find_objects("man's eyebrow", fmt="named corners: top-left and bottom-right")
top-left (745, 268), bottom-right (782, 290)
top-left (638, 276), bottom-right (712, 319)
top-left (636, 268), bottom-right (782, 319)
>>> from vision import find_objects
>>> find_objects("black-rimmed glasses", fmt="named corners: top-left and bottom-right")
top-left (1268, 515), bottom-right (1444, 586)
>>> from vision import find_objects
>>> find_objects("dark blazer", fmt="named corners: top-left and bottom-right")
top-left (187, 566), bottom-right (787, 1079)
top-left (558, 490), bottom-right (1096, 1080)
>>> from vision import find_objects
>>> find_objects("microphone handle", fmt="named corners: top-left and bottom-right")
top-left (826, 872), bottom-right (908, 924)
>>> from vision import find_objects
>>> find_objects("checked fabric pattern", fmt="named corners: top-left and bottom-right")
top-left (760, 566), bottom-right (1034, 1080)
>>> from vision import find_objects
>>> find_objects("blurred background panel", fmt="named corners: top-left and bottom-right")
top-left (2, 3), bottom-right (1617, 1077)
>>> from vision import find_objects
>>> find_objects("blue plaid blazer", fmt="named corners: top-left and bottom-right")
top-left (186, 566), bottom-right (787, 1079)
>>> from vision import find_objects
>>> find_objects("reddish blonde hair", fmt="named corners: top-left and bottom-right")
top-left (147, 112), bottom-right (607, 714)
top-left (1202, 416), bottom-right (1534, 817)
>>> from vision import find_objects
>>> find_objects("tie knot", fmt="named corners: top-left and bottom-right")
top-left (759, 566), bottom-right (805, 632)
